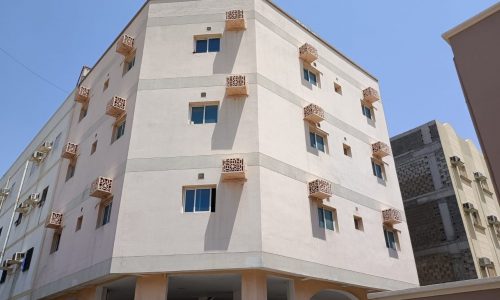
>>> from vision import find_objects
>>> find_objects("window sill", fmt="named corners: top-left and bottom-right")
top-left (460, 175), bottom-right (472, 183)
top-left (474, 223), bottom-right (486, 231)
top-left (483, 188), bottom-right (494, 196)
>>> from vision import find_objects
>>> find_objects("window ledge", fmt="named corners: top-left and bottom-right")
top-left (460, 175), bottom-right (472, 183)
top-left (483, 188), bottom-right (494, 196)
top-left (474, 223), bottom-right (486, 231)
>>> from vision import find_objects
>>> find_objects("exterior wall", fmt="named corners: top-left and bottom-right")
top-left (445, 7), bottom-right (500, 203)
top-left (391, 121), bottom-right (500, 286)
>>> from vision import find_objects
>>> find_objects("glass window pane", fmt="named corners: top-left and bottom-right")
top-left (317, 135), bottom-right (325, 152)
top-left (303, 69), bottom-right (309, 81)
top-left (388, 231), bottom-right (396, 249)
top-left (196, 39), bottom-right (208, 53)
top-left (318, 208), bottom-right (325, 229)
top-left (191, 107), bottom-right (205, 124)
top-left (185, 190), bottom-right (195, 212)
top-left (325, 210), bottom-right (334, 231)
top-left (208, 38), bottom-right (221, 52)
top-left (196, 189), bottom-right (211, 212)
top-left (204, 105), bottom-right (218, 123)
top-left (310, 72), bottom-right (317, 85)
top-left (310, 132), bottom-right (316, 148)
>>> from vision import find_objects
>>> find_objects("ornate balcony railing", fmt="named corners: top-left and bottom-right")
top-left (116, 34), bottom-right (135, 56)
top-left (90, 177), bottom-right (113, 199)
top-left (304, 104), bottom-right (325, 123)
top-left (299, 43), bottom-right (318, 63)
top-left (308, 179), bottom-right (332, 200)
top-left (75, 86), bottom-right (90, 104)
top-left (46, 212), bottom-right (63, 229)
top-left (222, 158), bottom-right (246, 181)
top-left (106, 96), bottom-right (127, 118)
top-left (382, 208), bottom-right (403, 225)
top-left (226, 10), bottom-right (246, 31)
top-left (372, 142), bottom-right (391, 158)
top-left (226, 75), bottom-right (249, 97)
top-left (363, 87), bottom-right (380, 103)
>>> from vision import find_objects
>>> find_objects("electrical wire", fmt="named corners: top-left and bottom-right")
top-left (0, 46), bottom-right (69, 94)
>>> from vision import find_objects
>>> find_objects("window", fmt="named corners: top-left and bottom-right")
top-left (39, 186), bottom-right (49, 207)
top-left (123, 54), bottom-right (136, 75)
top-left (103, 79), bottom-right (109, 91)
top-left (50, 231), bottom-right (61, 254)
top-left (14, 209), bottom-right (22, 226)
top-left (362, 103), bottom-right (373, 120)
top-left (66, 162), bottom-right (76, 181)
top-left (112, 121), bottom-right (126, 143)
top-left (29, 163), bottom-right (37, 177)
top-left (458, 165), bottom-right (468, 179)
top-left (303, 68), bottom-right (318, 86)
top-left (79, 105), bottom-right (88, 122)
top-left (53, 133), bottom-right (62, 150)
top-left (343, 144), bottom-right (352, 157)
top-left (372, 160), bottom-right (385, 180)
top-left (334, 82), bottom-right (342, 95)
top-left (190, 104), bottom-right (218, 124)
top-left (0, 270), bottom-right (6, 284)
top-left (98, 201), bottom-right (112, 227)
top-left (472, 211), bottom-right (482, 227)
top-left (354, 216), bottom-right (364, 231)
top-left (195, 37), bottom-right (221, 53)
top-left (310, 132), bottom-right (326, 153)
top-left (384, 228), bottom-right (398, 250)
top-left (318, 207), bottom-right (335, 231)
top-left (76, 216), bottom-right (83, 231)
top-left (0, 227), bottom-right (2, 236)
top-left (184, 187), bottom-right (216, 213)
top-left (22, 247), bottom-right (34, 272)
top-left (91, 141), bottom-right (98, 155)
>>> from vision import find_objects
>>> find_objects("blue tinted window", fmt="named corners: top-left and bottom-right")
top-left (303, 69), bottom-right (310, 82)
top-left (325, 210), bottom-right (334, 230)
top-left (310, 132), bottom-right (316, 148)
top-left (185, 190), bottom-right (195, 212)
top-left (318, 208), bottom-right (325, 228)
top-left (204, 105), bottom-right (218, 123)
top-left (191, 107), bottom-right (204, 124)
top-left (372, 161), bottom-right (383, 179)
top-left (309, 72), bottom-right (317, 85)
top-left (196, 39), bottom-right (208, 53)
top-left (362, 105), bottom-right (372, 119)
top-left (197, 189), bottom-right (211, 212)
top-left (384, 229), bottom-right (396, 250)
top-left (208, 38), bottom-right (221, 52)
top-left (316, 135), bottom-right (325, 152)
top-left (102, 202), bottom-right (112, 226)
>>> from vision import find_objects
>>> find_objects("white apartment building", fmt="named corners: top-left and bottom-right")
top-left (0, 0), bottom-right (419, 299)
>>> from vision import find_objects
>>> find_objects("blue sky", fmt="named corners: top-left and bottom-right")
top-left (0, 0), bottom-right (497, 175)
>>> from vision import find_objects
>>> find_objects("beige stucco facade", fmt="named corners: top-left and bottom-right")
top-left (0, 0), bottom-right (418, 299)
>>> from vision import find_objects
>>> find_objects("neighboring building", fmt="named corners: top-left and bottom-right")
top-left (0, 0), bottom-right (419, 299)
top-left (443, 3), bottom-right (500, 202)
top-left (391, 121), bottom-right (500, 286)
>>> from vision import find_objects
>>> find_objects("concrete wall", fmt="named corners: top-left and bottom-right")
top-left (447, 10), bottom-right (500, 203)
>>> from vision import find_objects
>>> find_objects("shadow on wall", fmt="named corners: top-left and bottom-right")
top-left (213, 30), bottom-right (244, 74)
top-left (211, 96), bottom-right (245, 150)
top-left (310, 199), bottom-right (326, 240)
top-left (204, 179), bottom-right (244, 251)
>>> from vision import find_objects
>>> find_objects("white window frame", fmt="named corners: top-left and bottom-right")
top-left (183, 187), bottom-right (216, 213)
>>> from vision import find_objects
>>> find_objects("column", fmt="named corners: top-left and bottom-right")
top-left (134, 274), bottom-right (168, 300)
top-left (241, 270), bottom-right (267, 300)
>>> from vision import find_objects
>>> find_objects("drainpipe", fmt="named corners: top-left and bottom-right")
top-left (0, 177), bottom-right (11, 212)
top-left (0, 160), bottom-right (30, 263)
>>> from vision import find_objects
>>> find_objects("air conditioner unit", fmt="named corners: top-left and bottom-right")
top-left (30, 151), bottom-right (46, 162)
top-left (488, 215), bottom-right (499, 225)
top-left (0, 188), bottom-right (9, 197)
top-left (450, 156), bottom-right (463, 166)
top-left (38, 141), bottom-right (53, 153)
top-left (463, 202), bottom-right (475, 212)
top-left (26, 193), bottom-right (41, 206)
top-left (474, 172), bottom-right (487, 181)
top-left (479, 257), bottom-right (492, 267)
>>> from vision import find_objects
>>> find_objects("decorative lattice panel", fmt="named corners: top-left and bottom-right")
top-left (304, 104), bottom-right (325, 123)
top-left (363, 87), bottom-right (380, 103)
top-left (299, 43), bottom-right (318, 63)
top-left (222, 158), bottom-right (246, 181)
top-left (62, 143), bottom-right (78, 160)
top-left (308, 179), bottom-right (332, 199)
top-left (46, 212), bottom-right (63, 229)
top-left (226, 75), bottom-right (248, 96)
top-left (75, 86), bottom-right (90, 103)
top-left (106, 96), bottom-right (127, 118)
top-left (396, 157), bottom-right (435, 200)
top-left (382, 208), bottom-right (402, 225)
top-left (372, 141), bottom-right (391, 158)
top-left (90, 177), bottom-right (113, 199)
top-left (116, 34), bottom-right (135, 56)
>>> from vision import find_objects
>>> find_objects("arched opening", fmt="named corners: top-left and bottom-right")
top-left (311, 289), bottom-right (359, 300)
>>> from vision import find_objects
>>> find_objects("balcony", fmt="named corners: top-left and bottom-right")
top-left (106, 96), bottom-right (127, 118)
top-left (222, 158), bottom-right (246, 181)
top-left (372, 142), bottom-right (391, 158)
top-left (226, 10), bottom-right (246, 31)
top-left (46, 212), bottom-right (63, 229)
top-left (116, 34), bottom-right (135, 56)
top-left (75, 86), bottom-right (90, 104)
top-left (308, 179), bottom-right (332, 200)
top-left (363, 87), bottom-right (380, 104)
top-left (383, 208), bottom-right (403, 225)
top-left (90, 177), bottom-right (113, 199)
top-left (61, 143), bottom-right (78, 160)
top-left (304, 104), bottom-right (325, 123)
top-left (226, 75), bottom-right (248, 97)
top-left (299, 43), bottom-right (318, 63)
